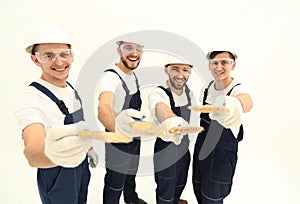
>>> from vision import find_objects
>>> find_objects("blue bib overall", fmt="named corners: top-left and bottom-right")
top-left (102, 69), bottom-right (142, 204)
top-left (30, 82), bottom-right (91, 204)
top-left (154, 85), bottom-right (191, 204)
top-left (192, 81), bottom-right (243, 204)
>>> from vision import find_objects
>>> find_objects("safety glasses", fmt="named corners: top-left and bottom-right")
top-left (209, 58), bottom-right (234, 68)
top-left (35, 48), bottom-right (73, 64)
top-left (120, 44), bottom-right (144, 55)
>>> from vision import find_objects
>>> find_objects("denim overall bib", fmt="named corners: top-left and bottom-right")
top-left (30, 82), bottom-right (90, 204)
top-left (192, 81), bottom-right (243, 204)
top-left (154, 85), bottom-right (191, 204)
top-left (103, 69), bottom-right (142, 204)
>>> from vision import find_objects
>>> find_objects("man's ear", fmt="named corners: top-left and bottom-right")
top-left (30, 55), bottom-right (41, 66)
top-left (231, 61), bottom-right (236, 70)
top-left (164, 67), bottom-right (169, 74)
top-left (117, 47), bottom-right (121, 56)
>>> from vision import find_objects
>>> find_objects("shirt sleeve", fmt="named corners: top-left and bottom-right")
top-left (230, 83), bottom-right (251, 96)
top-left (97, 72), bottom-right (122, 95)
top-left (148, 87), bottom-right (171, 110)
top-left (14, 89), bottom-right (46, 131)
top-left (148, 87), bottom-right (171, 123)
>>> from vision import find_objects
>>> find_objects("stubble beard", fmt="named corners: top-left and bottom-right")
top-left (169, 76), bottom-right (186, 90)
top-left (121, 56), bottom-right (140, 71)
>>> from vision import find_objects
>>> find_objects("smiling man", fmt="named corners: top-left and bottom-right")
top-left (192, 50), bottom-right (253, 204)
top-left (97, 40), bottom-right (147, 204)
top-left (15, 23), bottom-right (92, 204)
top-left (148, 60), bottom-right (194, 204)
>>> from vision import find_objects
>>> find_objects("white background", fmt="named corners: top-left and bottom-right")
top-left (1, 0), bottom-right (300, 203)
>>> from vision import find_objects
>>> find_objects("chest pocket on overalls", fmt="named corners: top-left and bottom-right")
top-left (29, 82), bottom-right (85, 124)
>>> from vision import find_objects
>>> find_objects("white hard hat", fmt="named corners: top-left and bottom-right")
top-left (206, 50), bottom-right (238, 60)
top-left (116, 40), bottom-right (144, 47)
top-left (114, 32), bottom-right (145, 47)
top-left (163, 54), bottom-right (193, 68)
top-left (24, 23), bottom-right (72, 54)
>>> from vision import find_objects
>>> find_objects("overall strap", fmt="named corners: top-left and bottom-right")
top-left (158, 86), bottom-right (175, 108)
top-left (202, 80), bottom-right (214, 105)
top-left (105, 69), bottom-right (140, 95)
top-left (184, 84), bottom-right (192, 106)
top-left (29, 82), bottom-right (70, 116)
top-left (133, 72), bottom-right (140, 90)
top-left (201, 81), bottom-right (244, 141)
top-left (158, 84), bottom-right (192, 108)
top-left (227, 83), bottom-right (241, 96)
top-left (66, 81), bottom-right (82, 107)
top-left (202, 81), bottom-right (241, 102)
top-left (226, 82), bottom-right (243, 141)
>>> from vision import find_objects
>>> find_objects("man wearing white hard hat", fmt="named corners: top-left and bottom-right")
top-left (97, 40), bottom-right (147, 204)
top-left (192, 51), bottom-right (253, 203)
top-left (148, 58), bottom-right (195, 204)
top-left (15, 23), bottom-right (96, 204)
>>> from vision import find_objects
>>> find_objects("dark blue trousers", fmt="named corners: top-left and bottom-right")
top-left (192, 129), bottom-right (238, 204)
top-left (154, 138), bottom-right (190, 204)
top-left (37, 157), bottom-right (90, 204)
top-left (103, 139), bottom-right (141, 204)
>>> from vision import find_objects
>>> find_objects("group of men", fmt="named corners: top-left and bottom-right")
top-left (15, 24), bottom-right (253, 204)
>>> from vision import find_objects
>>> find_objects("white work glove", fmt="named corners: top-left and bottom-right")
top-left (161, 116), bottom-right (188, 145)
top-left (87, 147), bottom-right (98, 168)
top-left (115, 109), bottom-right (144, 138)
top-left (45, 121), bottom-right (88, 168)
top-left (209, 95), bottom-right (243, 128)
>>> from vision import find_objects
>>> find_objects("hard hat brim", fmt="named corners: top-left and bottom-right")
top-left (206, 51), bottom-right (238, 60)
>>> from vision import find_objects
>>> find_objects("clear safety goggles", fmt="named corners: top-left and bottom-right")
top-left (35, 48), bottom-right (73, 64)
top-left (120, 44), bottom-right (144, 55)
top-left (209, 58), bottom-right (234, 68)
top-left (167, 65), bottom-right (191, 75)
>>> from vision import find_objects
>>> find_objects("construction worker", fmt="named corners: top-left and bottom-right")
top-left (192, 50), bottom-right (253, 203)
top-left (148, 59), bottom-right (195, 204)
top-left (15, 23), bottom-right (96, 204)
top-left (97, 40), bottom-right (147, 204)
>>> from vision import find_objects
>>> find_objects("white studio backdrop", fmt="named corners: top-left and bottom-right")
top-left (1, 0), bottom-right (300, 203)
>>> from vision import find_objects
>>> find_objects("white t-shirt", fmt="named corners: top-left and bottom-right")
top-left (15, 78), bottom-right (82, 133)
top-left (97, 64), bottom-right (138, 114)
top-left (199, 79), bottom-right (251, 137)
